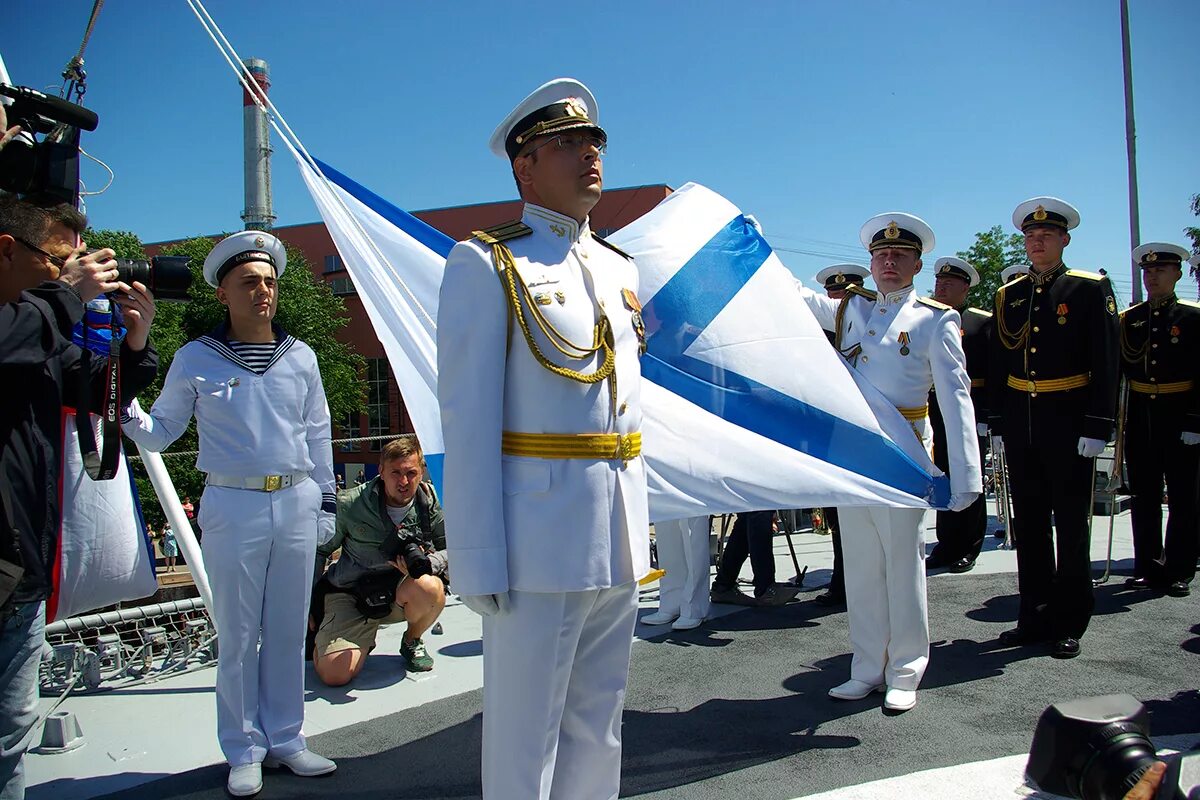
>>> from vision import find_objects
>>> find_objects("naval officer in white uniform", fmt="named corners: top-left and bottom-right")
top-left (795, 213), bottom-right (981, 712)
top-left (437, 78), bottom-right (649, 799)
top-left (122, 232), bottom-right (337, 797)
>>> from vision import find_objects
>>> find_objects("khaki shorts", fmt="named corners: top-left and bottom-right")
top-left (315, 589), bottom-right (406, 656)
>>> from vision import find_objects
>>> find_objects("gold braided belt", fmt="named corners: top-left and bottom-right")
top-left (897, 405), bottom-right (929, 422)
top-left (1129, 379), bottom-right (1193, 395)
top-left (1006, 373), bottom-right (1091, 393)
top-left (502, 431), bottom-right (642, 463)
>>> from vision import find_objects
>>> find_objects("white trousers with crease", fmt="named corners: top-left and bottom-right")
top-left (838, 505), bottom-right (930, 691)
top-left (482, 582), bottom-right (638, 800)
top-left (654, 516), bottom-right (712, 620)
top-left (199, 479), bottom-right (319, 766)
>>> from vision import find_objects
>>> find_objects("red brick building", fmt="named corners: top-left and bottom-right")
top-left (147, 184), bottom-right (671, 483)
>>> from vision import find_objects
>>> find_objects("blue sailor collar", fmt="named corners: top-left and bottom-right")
top-left (196, 320), bottom-right (297, 374)
top-left (522, 203), bottom-right (591, 252)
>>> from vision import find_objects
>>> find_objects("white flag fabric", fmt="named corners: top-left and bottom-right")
top-left (294, 161), bottom-right (948, 518)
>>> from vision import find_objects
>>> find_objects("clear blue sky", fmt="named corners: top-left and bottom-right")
top-left (5, 0), bottom-right (1198, 303)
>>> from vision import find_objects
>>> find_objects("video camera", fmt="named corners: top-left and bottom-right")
top-left (1, 75), bottom-right (193, 301)
top-left (1026, 694), bottom-right (1200, 799)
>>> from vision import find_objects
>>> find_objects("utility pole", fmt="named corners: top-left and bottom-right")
top-left (1121, 0), bottom-right (1142, 304)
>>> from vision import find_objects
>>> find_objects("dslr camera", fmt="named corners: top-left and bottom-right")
top-left (379, 529), bottom-right (433, 579)
top-left (1026, 694), bottom-right (1200, 799)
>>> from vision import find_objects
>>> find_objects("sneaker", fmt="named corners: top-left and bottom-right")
top-left (755, 585), bottom-right (799, 606)
top-left (710, 586), bottom-right (757, 606)
top-left (401, 637), bottom-right (434, 672)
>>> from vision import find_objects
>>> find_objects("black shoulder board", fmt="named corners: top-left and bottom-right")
top-left (846, 284), bottom-right (876, 302)
top-left (1119, 301), bottom-right (1145, 319)
top-left (591, 232), bottom-right (633, 261)
top-left (1065, 269), bottom-right (1105, 282)
top-left (917, 296), bottom-right (952, 311)
top-left (473, 220), bottom-right (532, 245)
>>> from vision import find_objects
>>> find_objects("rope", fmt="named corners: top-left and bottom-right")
top-left (125, 432), bottom-right (417, 463)
top-left (61, 0), bottom-right (105, 103)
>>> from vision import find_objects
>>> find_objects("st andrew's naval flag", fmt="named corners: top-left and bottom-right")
top-left (296, 158), bottom-right (948, 520)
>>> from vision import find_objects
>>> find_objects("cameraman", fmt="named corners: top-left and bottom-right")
top-left (0, 195), bottom-right (157, 800)
top-left (312, 437), bottom-right (447, 685)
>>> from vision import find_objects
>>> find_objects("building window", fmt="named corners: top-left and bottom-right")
top-left (324, 254), bottom-right (344, 273)
top-left (338, 412), bottom-right (358, 452)
top-left (366, 358), bottom-right (390, 451)
top-left (330, 276), bottom-right (356, 296)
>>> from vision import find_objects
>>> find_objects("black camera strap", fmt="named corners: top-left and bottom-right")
top-left (75, 323), bottom-right (122, 482)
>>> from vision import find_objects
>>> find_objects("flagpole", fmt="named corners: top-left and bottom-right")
top-left (1121, 0), bottom-right (1142, 305)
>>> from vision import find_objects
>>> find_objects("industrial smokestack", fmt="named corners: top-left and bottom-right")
top-left (240, 57), bottom-right (275, 231)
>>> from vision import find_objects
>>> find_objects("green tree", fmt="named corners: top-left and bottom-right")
top-left (84, 229), bottom-right (366, 526)
top-left (1185, 193), bottom-right (1199, 287)
top-left (955, 225), bottom-right (1028, 309)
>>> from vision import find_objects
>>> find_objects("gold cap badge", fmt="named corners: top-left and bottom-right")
top-left (254, 235), bottom-right (266, 247)
top-left (564, 98), bottom-right (588, 118)
top-left (1032, 205), bottom-right (1048, 221)
top-left (884, 221), bottom-right (900, 240)
top-left (1145, 251), bottom-right (1158, 262)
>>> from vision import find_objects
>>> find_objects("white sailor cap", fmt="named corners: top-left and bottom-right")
top-left (202, 230), bottom-right (287, 288)
top-left (815, 263), bottom-right (869, 290)
top-left (1012, 197), bottom-right (1080, 233)
top-left (1000, 264), bottom-right (1030, 283)
top-left (489, 78), bottom-right (605, 161)
top-left (1132, 242), bottom-right (1190, 268)
top-left (933, 257), bottom-right (980, 287)
top-left (859, 212), bottom-right (935, 254)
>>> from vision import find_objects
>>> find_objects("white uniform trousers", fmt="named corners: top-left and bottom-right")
top-left (482, 582), bottom-right (639, 800)
top-left (654, 516), bottom-right (712, 620)
top-left (199, 479), bottom-right (320, 766)
top-left (838, 506), bottom-right (930, 691)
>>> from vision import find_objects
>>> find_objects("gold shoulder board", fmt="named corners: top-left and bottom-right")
top-left (473, 220), bottom-right (532, 245)
top-left (1065, 269), bottom-right (1105, 281)
top-left (967, 307), bottom-right (993, 318)
top-left (591, 232), bottom-right (633, 261)
top-left (1119, 301), bottom-right (1146, 319)
top-left (917, 296), bottom-right (952, 311)
top-left (999, 273), bottom-right (1029, 291)
top-left (1179, 299), bottom-right (1200, 310)
top-left (846, 284), bottom-right (876, 302)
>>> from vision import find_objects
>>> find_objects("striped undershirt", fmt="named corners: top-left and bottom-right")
top-left (227, 339), bottom-right (278, 375)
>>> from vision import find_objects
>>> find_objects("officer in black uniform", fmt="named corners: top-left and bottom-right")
top-left (988, 197), bottom-right (1119, 659)
top-left (812, 263), bottom-right (869, 608)
top-left (1120, 242), bottom-right (1200, 598)
top-left (927, 257), bottom-right (990, 573)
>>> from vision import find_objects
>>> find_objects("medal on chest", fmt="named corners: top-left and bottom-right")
top-left (1057, 303), bottom-right (1068, 325)
top-left (1170, 324), bottom-right (1180, 344)
top-left (622, 288), bottom-right (647, 355)
top-left (898, 331), bottom-right (910, 356)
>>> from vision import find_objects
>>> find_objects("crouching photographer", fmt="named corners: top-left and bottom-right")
top-left (310, 438), bottom-right (447, 685)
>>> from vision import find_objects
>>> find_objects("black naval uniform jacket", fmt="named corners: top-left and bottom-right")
top-left (987, 264), bottom-right (1120, 447)
top-left (1119, 294), bottom-right (1200, 436)
top-left (932, 305), bottom-right (991, 428)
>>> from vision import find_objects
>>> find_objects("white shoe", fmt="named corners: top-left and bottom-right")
top-left (671, 616), bottom-right (704, 630)
top-left (227, 763), bottom-right (263, 797)
top-left (641, 610), bottom-right (680, 626)
top-left (263, 748), bottom-right (337, 777)
top-left (884, 688), bottom-right (917, 712)
top-left (828, 679), bottom-right (884, 700)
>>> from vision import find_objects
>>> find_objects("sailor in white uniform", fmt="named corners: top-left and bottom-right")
top-left (795, 213), bottom-right (981, 712)
top-left (122, 232), bottom-right (336, 797)
top-left (643, 516), bottom-right (712, 630)
top-left (437, 78), bottom-right (649, 799)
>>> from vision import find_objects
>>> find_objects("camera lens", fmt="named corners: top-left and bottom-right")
top-left (1077, 722), bottom-right (1158, 800)
top-left (113, 255), bottom-right (192, 301)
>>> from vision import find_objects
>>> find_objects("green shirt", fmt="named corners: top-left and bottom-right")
top-left (319, 475), bottom-right (446, 589)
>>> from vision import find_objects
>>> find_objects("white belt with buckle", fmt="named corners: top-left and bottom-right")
top-left (205, 472), bottom-right (309, 492)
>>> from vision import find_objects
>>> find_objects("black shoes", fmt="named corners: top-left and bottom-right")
top-left (755, 585), bottom-right (800, 607)
top-left (949, 558), bottom-right (976, 574)
top-left (998, 627), bottom-right (1044, 647)
top-left (1165, 581), bottom-right (1191, 598)
top-left (1124, 576), bottom-right (1153, 589)
top-left (814, 590), bottom-right (846, 608)
top-left (1052, 638), bottom-right (1081, 659)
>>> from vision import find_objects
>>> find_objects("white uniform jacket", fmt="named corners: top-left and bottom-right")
top-left (122, 325), bottom-right (336, 506)
top-left (797, 283), bottom-right (981, 496)
top-left (438, 204), bottom-right (651, 596)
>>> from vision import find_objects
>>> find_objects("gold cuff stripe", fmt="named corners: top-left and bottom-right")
top-left (897, 405), bottom-right (929, 421)
top-left (502, 431), bottom-right (642, 461)
top-left (1006, 373), bottom-right (1091, 393)
top-left (1129, 380), bottom-right (1193, 395)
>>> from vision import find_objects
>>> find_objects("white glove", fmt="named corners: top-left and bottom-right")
top-left (1182, 432), bottom-right (1200, 446)
top-left (1077, 437), bottom-right (1106, 458)
top-left (976, 423), bottom-right (990, 437)
top-left (316, 510), bottom-right (336, 547)
top-left (459, 592), bottom-right (510, 617)
top-left (946, 492), bottom-right (980, 512)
